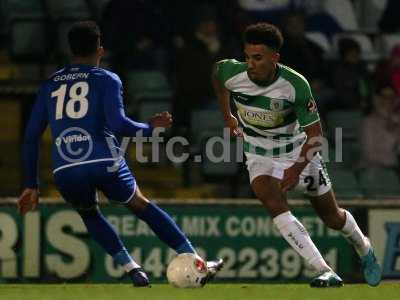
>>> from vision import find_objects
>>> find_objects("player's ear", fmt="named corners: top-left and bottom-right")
top-left (98, 46), bottom-right (105, 57)
top-left (273, 52), bottom-right (280, 63)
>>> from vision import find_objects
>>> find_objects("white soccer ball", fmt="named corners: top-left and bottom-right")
top-left (166, 253), bottom-right (209, 288)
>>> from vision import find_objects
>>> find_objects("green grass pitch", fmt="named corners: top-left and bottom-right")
top-left (0, 283), bottom-right (398, 300)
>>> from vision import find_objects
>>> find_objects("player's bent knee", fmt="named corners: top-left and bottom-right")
top-left (125, 187), bottom-right (150, 214)
top-left (263, 202), bottom-right (290, 218)
top-left (257, 198), bottom-right (288, 217)
top-left (320, 212), bottom-right (344, 230)
top-left (251, 175), bottom-right (289, 217)
top-left (76, 205), bottom-right (100, 218)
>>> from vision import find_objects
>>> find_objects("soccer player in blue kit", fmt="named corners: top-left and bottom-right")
top-left (17, 21), bottom-right (222, 287)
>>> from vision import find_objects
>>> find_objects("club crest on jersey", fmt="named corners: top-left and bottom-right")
top-left (270, 99), bottom-right (283, 111)
top-left (233, 94), bottom-right (249, 102)
top-left (307, 98), bottom-right (317, 113)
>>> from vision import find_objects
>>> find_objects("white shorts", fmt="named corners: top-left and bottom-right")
top-left (245, 150), bottom-right (332, 197)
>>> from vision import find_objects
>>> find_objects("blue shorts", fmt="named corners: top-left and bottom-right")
top-left (54, 159), bottom-right (136, 210)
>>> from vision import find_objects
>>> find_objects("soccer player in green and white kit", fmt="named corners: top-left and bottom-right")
top-left (212, 23), bottom-right (381, 287)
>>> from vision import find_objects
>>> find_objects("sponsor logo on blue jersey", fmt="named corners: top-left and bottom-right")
top-left (55, 127), bottom-right (93, 163)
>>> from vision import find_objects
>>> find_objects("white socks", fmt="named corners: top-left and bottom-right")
top-left (273, 211), bottom-right (331, 273)
top-left (340, 210), bottom-right (370, 257)
top-left (124, 260), bottom-right (141, 272)
top-left (273, 209), bottom-right (370, 274)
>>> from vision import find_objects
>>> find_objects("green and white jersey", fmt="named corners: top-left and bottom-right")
top-left (215, 59), bottom-right (320, 157)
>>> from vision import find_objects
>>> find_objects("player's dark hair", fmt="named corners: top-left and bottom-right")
top-left (338, 37), bottom-right (361, 59)
top-left (68, 21), bottom-right (101, 57)
top-left (375, 81), bottom-right (395, 95)
top-left (243, 23), bottom-right (284, 52)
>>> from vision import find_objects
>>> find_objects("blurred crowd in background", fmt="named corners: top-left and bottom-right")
top-left (1, 0), bottom-right (400, 199)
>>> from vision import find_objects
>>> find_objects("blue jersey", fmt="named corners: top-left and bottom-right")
top-left (23, 64), bottom-right (153, 188)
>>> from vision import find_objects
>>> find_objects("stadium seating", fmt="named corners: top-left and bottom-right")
top-left (0, 0), bottom-right (45, 38)
top-left (324, 0), bottom-right (359, 31)
top-left (1, 0), bottom-right (400, 199)
top-left (332, 33), bottom-right (379, 61)
top-left (325, 110), bottom-right (362, 169)
top-left (198, 135), bottom-right (242, 197)
top-left (190, 109), bottom-right (225, 146)
top-left (286, 189), bottom-right (308, 199)
top-left (381, 34), bottom-right (400, 58)
top-left (359, 167), bottom-right (400, 198)
top-left (326, 110), bottom-right (362, 140)
top-left (3, 0), bottom-right (44, 20)
top-left (237, 0), bottom-right (290, 11)
top-left (0, 99), bottom-right (21, 196)
top-left (45, 0), bottom-right (91, 20)
top-left (125, 70), bottom-right (172, 101)
top-left (357, 0), bottom-right (388, 31)
top-left (55, 20), bottom-right (74, 59)
top-left (305, 32), bottom-right (332, 54)
top-left (342, 141), bottom-right (360, 169)
top-left (200, 136), bottom-right (241, 178)
top-left (177, 109), bottom-right (227, 188)
top-left (325, 142), bottom-right (360, 169)
top-left (138, 101), bottom-right (172, 122)
top-left (0, 1), bottom-right (6, 35)
top-left (9, 19), bottom-right (48, 61)
top-left (125, 70), bottom-right (172, 117)
top-left (328, 167), bottom-right (363, 198)
top-left (87, 0), bottom-right (111, 20)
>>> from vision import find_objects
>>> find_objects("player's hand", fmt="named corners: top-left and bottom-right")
top-left (225, 115), bottom-right (243, 137)
top-left (281, 166), bottom-right (301, 193)
top-left (17, 188), bottom-right (39, 214)
top-left (149, 111), bottom-right (173, 129)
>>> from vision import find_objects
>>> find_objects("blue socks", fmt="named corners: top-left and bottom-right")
top-left (79, 201), bottom-right (196, 271)
top-left (136, 202), bottom-right (196, 254)
top-left (113, 248), bottom-right (135, 266)
top-left (79, 208), bottom-right (135, 267)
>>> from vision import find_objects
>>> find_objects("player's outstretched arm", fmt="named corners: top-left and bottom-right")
top-left (103, 76), bottom-right (171, 137)
top-left (281, 121), bottom-right (323, 192)
top-left (148, 111), bottom-right (172, 128)
top-left (105, 99), bottom-right (153, 137)
top-left (211, 63), bottom-right (243, 137)
top-left (18, 87), bottom-right (48, 214)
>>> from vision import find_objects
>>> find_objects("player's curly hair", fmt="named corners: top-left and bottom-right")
top-left (243, 23), bottom-right (284, 52)
top-left (68, 21), bottom-right (101, 57)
